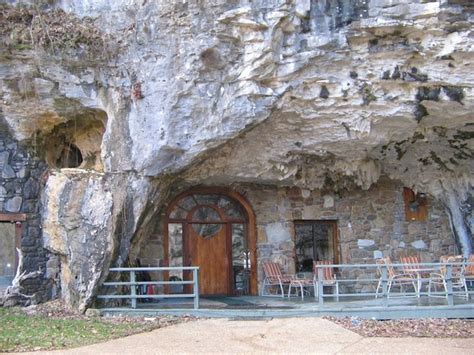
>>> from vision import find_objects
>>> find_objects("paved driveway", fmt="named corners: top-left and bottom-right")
top-left (23, 318), bottom-right (474, 354)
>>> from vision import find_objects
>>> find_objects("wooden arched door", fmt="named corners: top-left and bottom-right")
top-left (165, 189), bottom-right (257, 296)
top-left (186, 205), bottom-right (230, 295)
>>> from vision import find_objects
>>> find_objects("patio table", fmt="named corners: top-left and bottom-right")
top-left (403, 267), bottom-right (439, 298)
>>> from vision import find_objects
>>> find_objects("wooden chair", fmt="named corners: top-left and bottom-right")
top-left (428, 255), bottom-right (468, 299)
top-left (465, 254), bottom-right (474, 280)
top-left (261, 261), bottom-right (296, 298)
top-left (287, 276), bottom-right (316, 300)
top-left (313, 260), bottom-right (339, 301)
top-left (400, 255), bottom-right (421, 276)
top-left (400, 255), bottom-right (425, 297)
top-left (375, 257), bottom-right (417, 298)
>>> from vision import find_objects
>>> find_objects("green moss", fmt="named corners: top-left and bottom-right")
top-left (361, 84), bottom-right (376, 105)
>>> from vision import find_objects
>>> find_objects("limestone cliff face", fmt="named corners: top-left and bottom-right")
top-left (1, 0), bottom-right (473, 309)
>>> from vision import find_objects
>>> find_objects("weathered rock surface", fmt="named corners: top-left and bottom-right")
top-left (41, 169), bottom-right (161, 310)
top-left (0, 0), bottom-right (473, 308)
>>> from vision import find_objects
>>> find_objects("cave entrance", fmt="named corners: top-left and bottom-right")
top-left (55, 143), bottom-right (83, 168)
top-left (164, 188), bottom-right (257, 296)
top-left (42, 109), bottom-right (107, 171)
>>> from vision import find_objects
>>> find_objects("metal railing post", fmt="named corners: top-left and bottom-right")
top-left (381, 266), bottom-right (388, 307)
top-left (317, 267), bottom-right (324, 306)
top-left (193, 267), bottom-right (199, 310)
top-left (446, 264), bottom-right (453, 306)
top-left (130, 271), bottom-right (137, 309)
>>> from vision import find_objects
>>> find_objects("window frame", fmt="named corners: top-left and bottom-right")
top-left (0, 213), bottom-right (26, 281)
top-left (293, 219), bottom-right (340, 268)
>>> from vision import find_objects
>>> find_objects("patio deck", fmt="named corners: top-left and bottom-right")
top-left (98, 263), bottom-right (474, 320)
top-left (100, 295), bottom-right (474, 320)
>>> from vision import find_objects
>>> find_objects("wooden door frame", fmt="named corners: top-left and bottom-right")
top-left (164, 187), bottom-right (258, 296)
top-left (293, 219), bottom-right (340, 264)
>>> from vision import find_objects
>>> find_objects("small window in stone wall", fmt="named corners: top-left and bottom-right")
top-left (403, 187), bottom-right (428, 222)
top-left (294, 220), bottom-right (339, 272)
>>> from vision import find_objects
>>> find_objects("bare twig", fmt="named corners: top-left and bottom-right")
top-left (3, 248), bottom-right (42, 303)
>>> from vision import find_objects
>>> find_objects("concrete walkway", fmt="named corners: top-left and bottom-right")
top-left (26, 318), bottom-right (474, 355)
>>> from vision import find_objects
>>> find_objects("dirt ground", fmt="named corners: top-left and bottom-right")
top-left (21, 317), bottom-right (474, 355)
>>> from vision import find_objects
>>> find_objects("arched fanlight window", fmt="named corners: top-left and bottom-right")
top-left (169, 194), bottom-right (245, 223)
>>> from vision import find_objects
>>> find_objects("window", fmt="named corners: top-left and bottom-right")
top-left (403, 187), bottom-right (428, 221)
top-left (294, 220), bottom-right (339, 272)
top-left (0, 215), bottom-right (23, 287)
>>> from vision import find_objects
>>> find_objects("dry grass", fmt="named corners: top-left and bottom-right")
top-left (0, 4), bottom-right (112, 58)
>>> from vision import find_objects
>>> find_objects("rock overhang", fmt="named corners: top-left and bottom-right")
top-left (1, 0), bottom-right (473, 308)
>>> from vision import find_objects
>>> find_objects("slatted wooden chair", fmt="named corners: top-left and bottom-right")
top-left (428, 255), bottom-right (468, 299)
top-left (288, 278), bottom-right (316, 300)
top-left (465, 255), bottom-right (474, 282)
top-left (261, 261), bottom-right (296, 298)
top-left (313, 260), bottom-right (339, 301)
top-left (400, 255), bottom-right (426, 297)
top-left (400, 255), bottom-right (421, 275)
top-left (375, 257), bottom-right (417, 298)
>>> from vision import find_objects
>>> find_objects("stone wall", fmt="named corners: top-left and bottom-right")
top-left (138, 178), bottom-right (456, 293)
top-left (0, 132), bottom-right (49, 302)
top-left (238, 178), bottom-right (456, 288)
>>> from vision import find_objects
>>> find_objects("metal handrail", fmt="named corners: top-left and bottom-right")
top-left (312, 261), bottom-right (474, 268)
top-left (97, 266), bottom-right (200, 310)
top-left (311, 261), bottom-right (474, 306)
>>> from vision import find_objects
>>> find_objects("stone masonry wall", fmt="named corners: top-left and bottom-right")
top-left (138, 178), bottom-right (456, 293)
top-left (237, 178), bottom-right (456, 290)
top-left (0, 132), bottom-right (49, 302)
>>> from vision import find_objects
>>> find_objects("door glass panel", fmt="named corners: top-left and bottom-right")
top-left (194, 194), bottom-right (220, 206)
top-left (314, 223), bottom-right (335, 261)
top-left (191, 206), bottom-right (222, 237)
top-left (232, 224), bottom-right (249, 294)
top-left (168, 223), bottom-right (183, 293)
top-left (191, 223), bottom-right (222, 239)
top-left (178, 196), bottom-right (196, 211)
top-left (217, 196), bottom-right (244, 219)
top-left (0, 223), bottom-right (16, 286)
top-left (192, 206), bottom-right (220, 222)
top-left (169, 206), bottom-right (188, 219)
top-left (295, 223), bottom-right (314, 272)
top-left (295, 221), bottom-right (337, 272)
